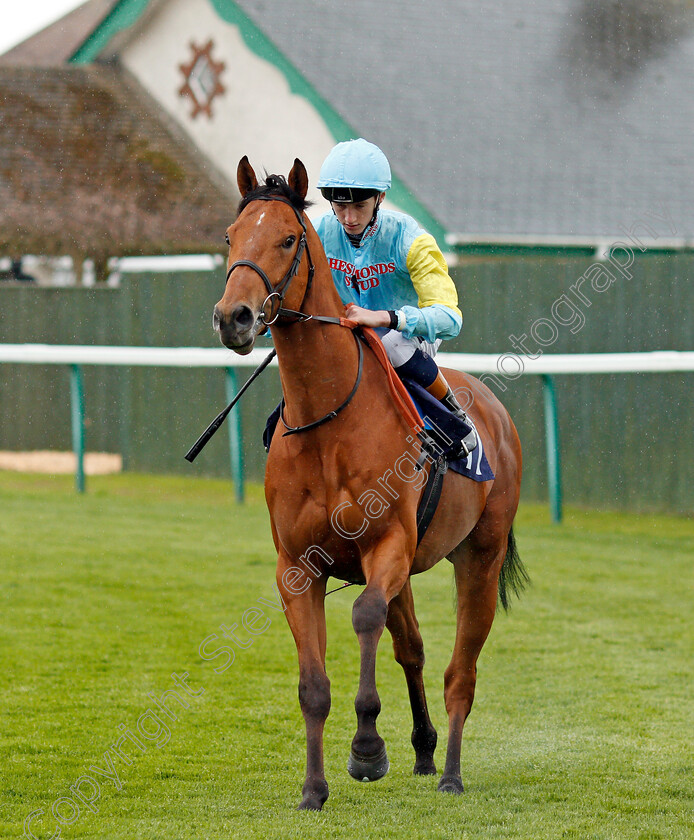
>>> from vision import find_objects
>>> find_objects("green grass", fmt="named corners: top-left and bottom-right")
top-left (0, 471), bottom-right (692, 839)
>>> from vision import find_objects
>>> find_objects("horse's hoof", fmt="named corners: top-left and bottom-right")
top-left (438, 774), bottom-right (464, 794)
top-left (296, 781), bottom-right (328, 811)
top-left (413, 758), bottom-right (437, 776)
top-left (296, 796), bottom-right (325, 811)
top-left (347, 745), bottom-right (390, 781)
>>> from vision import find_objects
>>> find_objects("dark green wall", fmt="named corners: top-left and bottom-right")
top-left (0, 252), bottom-right (691, 513)
top-left (115, 272), bottom-right (280, 481)
top-left (0, 275), bottom-right (281, 483)
top-left (447, 254), bottom-right (693, 513)
top-left (0, 286), bottom-right (125, 453)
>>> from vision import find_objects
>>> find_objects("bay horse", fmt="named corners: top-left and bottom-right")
top-left (213, 157), bottom-right (525, 811)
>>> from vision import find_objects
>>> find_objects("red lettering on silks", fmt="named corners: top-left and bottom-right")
top-left (327, 258), bottom-right (395, 288)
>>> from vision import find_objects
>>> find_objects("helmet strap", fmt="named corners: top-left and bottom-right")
top-left (332, 195), bottom-right (383, 248)
top-left (360, 195), bottom-right (383, 242)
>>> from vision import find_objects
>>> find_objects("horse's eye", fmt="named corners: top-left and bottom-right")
top-left (282, 235), bottom-right (296, 248)
top-left (225, 232), bottom-right (230, 245)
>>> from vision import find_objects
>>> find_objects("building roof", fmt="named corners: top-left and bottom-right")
top-left (0, 64), bottom-right (236, 265)
top-left (0, 0), bottom-right (119, 68)
top-left (229, 0), bottom-right (694, 241)
top-left (4, 0), bottom-right (694, 242)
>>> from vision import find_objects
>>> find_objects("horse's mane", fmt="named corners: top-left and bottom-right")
top-left (237, 173), bottom-right (313, 217)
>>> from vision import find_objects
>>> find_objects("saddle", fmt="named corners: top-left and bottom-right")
top-left (399, 379), bottom-right (494, 545)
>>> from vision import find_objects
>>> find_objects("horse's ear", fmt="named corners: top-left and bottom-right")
top-left (288, 158), bottom-right (309, 200)
top-left (237, 156), bottom-right (258, 197)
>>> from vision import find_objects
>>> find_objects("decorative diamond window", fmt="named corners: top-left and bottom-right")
top-left (178, 40), bottom-right (226, 120)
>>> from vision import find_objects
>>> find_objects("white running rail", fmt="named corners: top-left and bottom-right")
top-left (1, 345), bottom-right (692, 518)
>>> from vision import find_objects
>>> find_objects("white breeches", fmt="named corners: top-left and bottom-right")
top-left (380, 329), bottom-right (442, 367)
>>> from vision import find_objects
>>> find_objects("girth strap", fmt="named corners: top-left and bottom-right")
top-left (416, 453), bottom-right (448, 546)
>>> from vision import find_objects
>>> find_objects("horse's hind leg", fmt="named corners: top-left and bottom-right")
top-left (386, 579), bottom-right (437, 775)
top-left (438, 527), bottom-right (508, 794)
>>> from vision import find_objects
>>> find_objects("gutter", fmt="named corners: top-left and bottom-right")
top-left (445, 233), bottom-right (694, 262)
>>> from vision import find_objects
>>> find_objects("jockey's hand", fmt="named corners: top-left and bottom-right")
top-left (344, 305), bottom-right (391, 328)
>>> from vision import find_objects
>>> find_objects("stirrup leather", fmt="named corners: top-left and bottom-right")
top-left (441, 387), bottom-right (478, 457)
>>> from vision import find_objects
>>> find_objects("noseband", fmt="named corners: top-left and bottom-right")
top-left (225, 194), bottom-right (315, 325)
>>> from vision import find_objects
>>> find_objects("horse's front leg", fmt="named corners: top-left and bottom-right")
top-left (278, 553), bottom-right (331, 810)
top-left (348, 531), bottom-right (411, 782)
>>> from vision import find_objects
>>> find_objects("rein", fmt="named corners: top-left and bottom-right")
top-left (280, 330), bottom-right (363, 436)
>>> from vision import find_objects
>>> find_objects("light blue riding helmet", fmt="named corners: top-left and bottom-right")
top-left (318, 138), bottom-right (391, 202)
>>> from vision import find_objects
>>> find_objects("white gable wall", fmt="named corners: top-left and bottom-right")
top-left (119, 0), bottom-right (337, 215)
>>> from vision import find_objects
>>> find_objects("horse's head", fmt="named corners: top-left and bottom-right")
top-left (213, 156), bottom-right (312, 354)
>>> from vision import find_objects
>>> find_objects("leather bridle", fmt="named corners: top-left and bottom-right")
top-left (224, 194), bottom-right (315, 326)
top-left (224, 192), bottom-right (363, 436)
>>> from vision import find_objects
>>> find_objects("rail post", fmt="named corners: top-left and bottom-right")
top-left (541, 374), bottom-right (562, 523)
top-left (69, 364), bottom-right (86, 494)
top-left (225, 368), bottom-right (245, 504)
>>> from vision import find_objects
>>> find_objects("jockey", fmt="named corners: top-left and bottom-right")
top-left (315, 138), bottom-right (477, 457)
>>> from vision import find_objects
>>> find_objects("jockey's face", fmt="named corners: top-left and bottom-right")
top-left (331, 194), bottom-right (384, 236)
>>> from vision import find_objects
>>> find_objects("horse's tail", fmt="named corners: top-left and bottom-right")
top-left (497, 526), bottom-right (529, 612)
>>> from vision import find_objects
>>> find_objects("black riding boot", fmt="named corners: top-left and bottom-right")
top-left (441, 387), bottom-right (478, 458)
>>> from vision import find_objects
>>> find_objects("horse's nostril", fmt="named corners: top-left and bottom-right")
top-left (213, 304), bottom-right (255, 337)
top-left (233, 305), bottom-right (254, 330)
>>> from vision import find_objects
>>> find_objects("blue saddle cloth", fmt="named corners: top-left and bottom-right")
top-left (262, 380), bottom-right (494, 483)
top-left (401, 379), bottom-right (495, 482)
